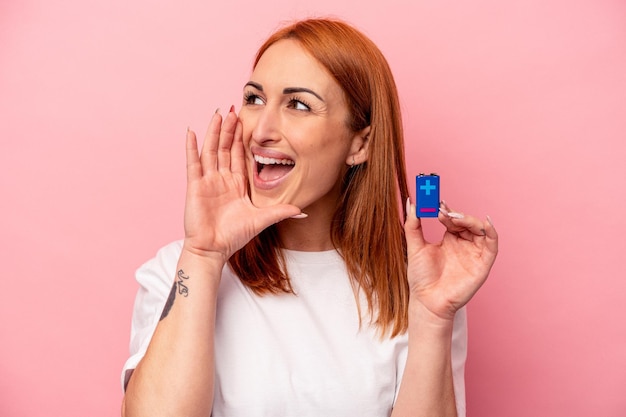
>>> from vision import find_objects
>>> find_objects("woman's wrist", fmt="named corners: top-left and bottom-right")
top-left (178, 244), bottom-right (228, 290)
top-left (407, 299), bottom-right (456, 335)
top-left (181, 240), bottom-right (229, 265)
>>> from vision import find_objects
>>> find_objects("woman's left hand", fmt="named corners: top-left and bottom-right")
top-left (404, 200), bottom-right (499, 321)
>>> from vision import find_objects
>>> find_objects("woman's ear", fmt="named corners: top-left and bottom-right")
top-left (346, 126), bottom-right (371, 166)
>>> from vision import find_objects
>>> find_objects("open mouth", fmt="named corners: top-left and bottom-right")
top-left (254, 154), bottom-right (295, 181)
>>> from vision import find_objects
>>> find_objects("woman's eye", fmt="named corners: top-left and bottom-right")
top-left (288, 99), bottom-right (311, 111)
top-left (244, 94), bottom-right (264, 105)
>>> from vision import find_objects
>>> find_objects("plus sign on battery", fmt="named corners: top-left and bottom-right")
top-left (420, 180), bottom-right (437, 195)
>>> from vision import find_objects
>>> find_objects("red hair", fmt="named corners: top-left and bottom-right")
top-left (229, 18), bottom-right (410, 337)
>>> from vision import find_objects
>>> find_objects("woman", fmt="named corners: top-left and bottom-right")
top-left (121, 18), bottom-right (498, 417)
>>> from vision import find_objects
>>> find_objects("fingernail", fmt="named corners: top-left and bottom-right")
top-left (290, 213), bottom-right (308, 219)
top-left (229, 105), bottom-right (235, 113)
top-left (447, 212), bottom-right (464, 219)
top-left (487, 215), bottom-right (494, 227)
top-left (439, 205), bottom-right (449, 216)
top-left (215, 108), bottom-right (221, 114)
top-left (405, 198), bottom-right (411, 220)
top-left (186, 126), bottom-right (190, 133)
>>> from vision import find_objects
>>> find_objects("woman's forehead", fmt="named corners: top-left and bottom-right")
top-left (251, 40), bottom-right (338, 92)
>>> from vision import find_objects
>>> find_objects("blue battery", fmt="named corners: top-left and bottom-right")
top-left (416, 174), bottom-right (440, 218)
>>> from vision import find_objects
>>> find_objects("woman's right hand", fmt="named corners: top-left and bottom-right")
top-left (183, 107), bottom-right (303, 263)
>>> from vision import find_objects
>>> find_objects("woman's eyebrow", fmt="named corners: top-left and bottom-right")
top-left (244, 81), bottom-right (263, 91)
top-left (244, 82), bottom-right (324, 102)
top-left (282, 87), bottom-right (324, 102)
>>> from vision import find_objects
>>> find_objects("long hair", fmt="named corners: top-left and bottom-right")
top-left (229, 18), bottom-right (410, 337)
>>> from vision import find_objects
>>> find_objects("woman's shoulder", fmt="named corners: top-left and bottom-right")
top-left (135, 240), bottom-right (184, 286)
top-left (142, 240), bottom-right (183, 264)
top-left (151, 239), bottom-right (184, 261)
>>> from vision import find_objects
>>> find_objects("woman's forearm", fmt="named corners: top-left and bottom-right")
top-left (122, 249), bottom-right (223, 417)
top-left (391, 301), bottom-right (457, 417)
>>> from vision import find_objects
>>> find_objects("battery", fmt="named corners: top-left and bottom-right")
top-left (416, 173), bottom-right (440, 218)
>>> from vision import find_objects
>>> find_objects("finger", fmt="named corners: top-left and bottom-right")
top-left (254, 204), bottom-right (305, 231)
top-left (217, 106), bottom-right (238, 172)
top-left (449, 215), bottom-right (487, 237)
top-left (438, 202), bottom-right (482, 234)
top-left (437, 203), bottom-right (463, 232)
top-left (404, 198), bottom-right (426, 249)
top-left (230, 120), bottom-right (246, 175)
top-left (186, 128), bottom-right (203, 180)
top-left (456, 229), bottom-right (479, 242)
top-left (483, 215), bottom-right (499, 256)
top-left (200, 110), bottom-right (223, 172)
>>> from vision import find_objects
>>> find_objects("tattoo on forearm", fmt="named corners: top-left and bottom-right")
top-left (177, 269), bottom-right (190, 297)
top-left (159, 269), bottom-right (190, 321)
top-left (160, 283), bottom-right (176, 320)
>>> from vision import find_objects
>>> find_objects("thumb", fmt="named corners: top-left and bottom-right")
top-left (254, 204), bottom-right (307, 230)
top-left (404, 198), bottom-right (426, 251)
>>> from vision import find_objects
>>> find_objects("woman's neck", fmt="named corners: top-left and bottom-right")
top-left (276, 208), bottom-right (335, 251)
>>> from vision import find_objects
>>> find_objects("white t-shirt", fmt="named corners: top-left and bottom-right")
top-left (122, 240), bottom-right (468, 416)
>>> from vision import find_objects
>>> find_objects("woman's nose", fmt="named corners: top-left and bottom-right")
top-left (250, 105), bottom-right (281, 144)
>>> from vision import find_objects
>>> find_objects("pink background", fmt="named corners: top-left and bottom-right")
top-left (1, 0), bottom-right (625, 416)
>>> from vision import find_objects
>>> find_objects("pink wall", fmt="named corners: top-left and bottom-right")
top-left (1, 0), bottom-right (625, 415)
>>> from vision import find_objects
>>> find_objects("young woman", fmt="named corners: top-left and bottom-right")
top-left (121, 18), bottom-right (498, 417)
